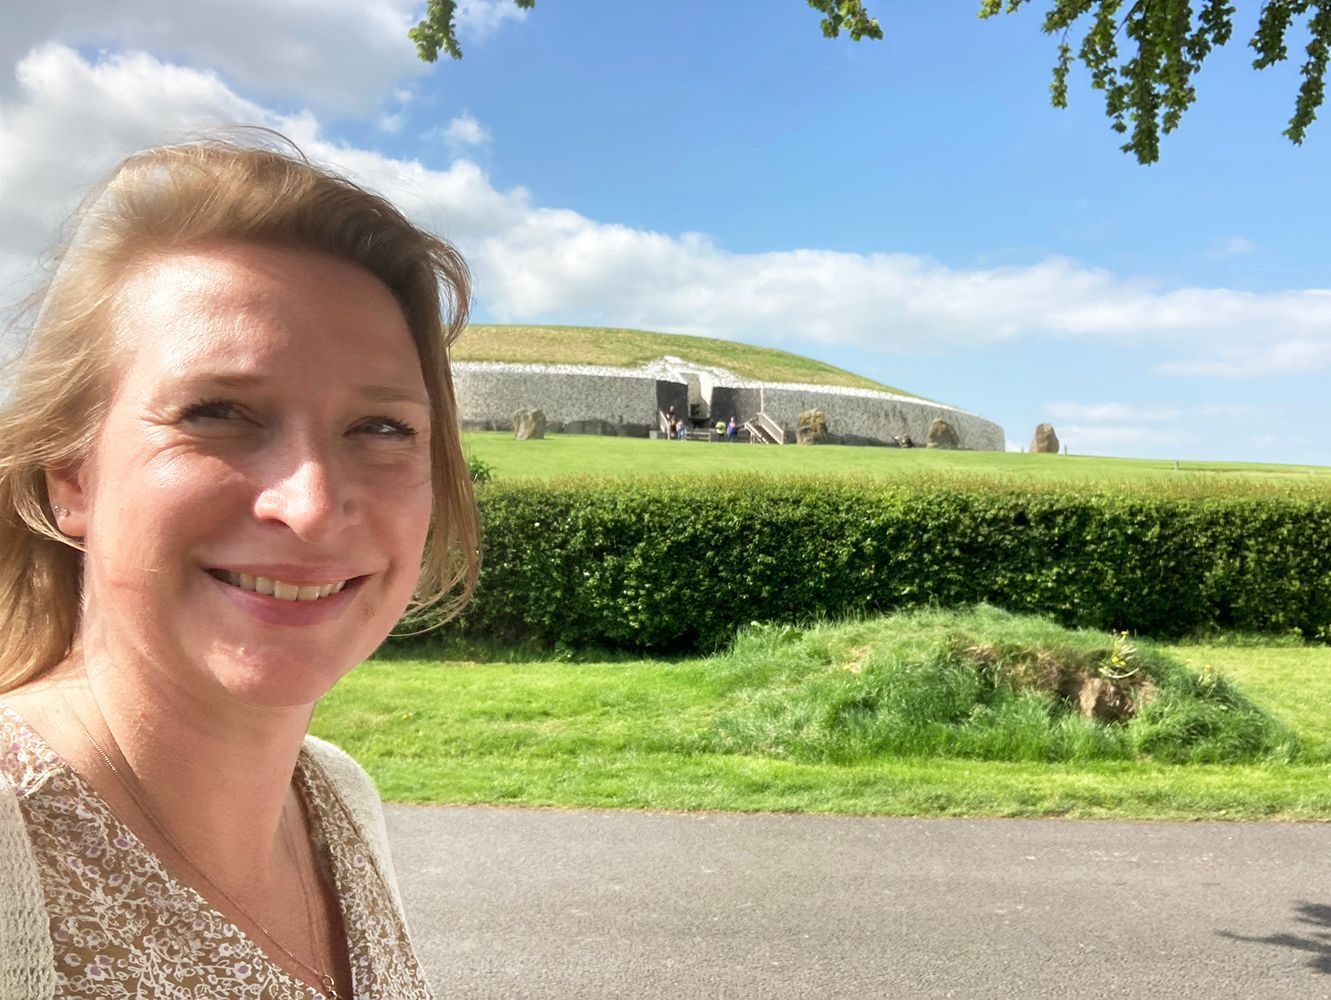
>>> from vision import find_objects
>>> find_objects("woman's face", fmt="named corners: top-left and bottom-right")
top-left (48, 243), bottom-right (434, 707)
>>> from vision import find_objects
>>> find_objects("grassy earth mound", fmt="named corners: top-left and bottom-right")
top-left (703, 606), bottom-right (1298, 765)
top-left (453, 324), bottom-right (918, 396)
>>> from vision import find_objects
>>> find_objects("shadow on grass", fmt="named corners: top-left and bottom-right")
top-left (1219, 902), bottom-right (1331, 975)
top-left (373, 632), bottom-right (693, 666)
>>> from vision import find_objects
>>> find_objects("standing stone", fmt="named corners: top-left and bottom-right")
top-left (796, 409), bottom-right (830, 445)
top-left (1030, 423), bottom-right (1060, 454)
top-left (512, 408), bottom-right (546, 440)
top-left (925, 418), bottom-right (960, 449)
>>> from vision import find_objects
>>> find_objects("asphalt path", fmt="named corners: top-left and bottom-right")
top-left (386, 805), bottom-right (1331, 999)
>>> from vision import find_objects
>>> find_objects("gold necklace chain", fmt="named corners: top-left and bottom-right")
top-left (283, 800), bottom-right (337, 995)
top-left (56, 685), bottom-right (343, 1000)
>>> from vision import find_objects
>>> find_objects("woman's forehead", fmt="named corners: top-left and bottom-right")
top-left (108, 245), bottom-right (424, 392)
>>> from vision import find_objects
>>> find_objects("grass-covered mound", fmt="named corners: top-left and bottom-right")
top-left (703, 607), bottom-right (1298, 765)
top-left (320, 615), bottom-right (1331, 817)
top-left (453, 324), bottom-right (917, 396)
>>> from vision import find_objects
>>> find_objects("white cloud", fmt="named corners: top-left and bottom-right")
top-left (1045, 402), bottom-right (1185, 423)
top-left (1193, 403), bottom-right (1265, 418)
top-left (1035, 401), bottom-right (1284, 460)
top-left (1212, 235), bottom-right (1257, 257)
top-left (0, 46), bottom-right (285, 252)
top-left (465, 224), bottom-right (1331, 375)
top-left (3, 44), bottom-right (1330, 387)
top-left (454, 0), bottom-right (531, 39)
top-left (1058, 424), bottom-right (1190, 452)
top-left (426, 111), bottom-right (492, 148)
top-left (378, 111), bottom-right (406, 134)
top-left (0, 0), bottom-right (424, 114)
top-left (1044, 401), bottom-right (1267, 426)
top-left (1155, 339), bottom-right (1331, 377)
top-left (0, 46), bottom-right (520, 311)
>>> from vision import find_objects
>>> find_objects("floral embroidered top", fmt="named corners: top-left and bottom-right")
top-left (0, 707), bottom-right (433, 999)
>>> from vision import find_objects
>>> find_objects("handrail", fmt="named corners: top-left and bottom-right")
top-left (756, 411), bottom-right (785, 445)
top-left (743, 419), bottom-right (781, 445)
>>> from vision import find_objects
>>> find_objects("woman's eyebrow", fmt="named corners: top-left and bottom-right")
top-left (168, 372), bottom-right (266, 392)
top-left (164, 374), bottom-right (426, 405)
top-left (357, 384), bottom-right (429, 406)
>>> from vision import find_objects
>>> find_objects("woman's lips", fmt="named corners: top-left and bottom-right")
top-left (214, 570), bottom-right (348, 601)
top-left (205, 567), bottom-right (369, 625)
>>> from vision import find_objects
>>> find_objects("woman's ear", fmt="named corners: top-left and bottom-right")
top-left (45, 466), bottom-right (89, 538)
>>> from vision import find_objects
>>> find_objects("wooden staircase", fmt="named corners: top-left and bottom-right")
top-left (743, 412), bottom-right (785, 444)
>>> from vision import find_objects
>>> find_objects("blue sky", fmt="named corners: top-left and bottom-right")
top-left (2, 1), bottom-right (1328, 463)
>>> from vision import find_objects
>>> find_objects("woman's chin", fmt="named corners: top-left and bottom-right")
top-left (202, 648), bottom-right (366, 710)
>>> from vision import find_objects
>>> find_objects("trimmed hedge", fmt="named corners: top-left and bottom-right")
top-left (438, 477), bottom-right (1331, 652)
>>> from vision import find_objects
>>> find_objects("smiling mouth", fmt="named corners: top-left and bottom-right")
top-left (210, 570), bottom-right (353, 602)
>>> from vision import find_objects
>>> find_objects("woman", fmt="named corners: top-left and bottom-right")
top-left (0, 135), bottom-right (480, 997)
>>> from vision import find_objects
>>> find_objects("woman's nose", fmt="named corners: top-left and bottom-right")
top-left (252, 444), bottom-right (359, 542)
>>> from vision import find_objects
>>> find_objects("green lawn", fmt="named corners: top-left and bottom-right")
top-left (465, 431), bottom-right (1331, 487)
top-left (454, 324), bottom-right (909, 394)
top-left (313, 631), bottom-right (1331, 821)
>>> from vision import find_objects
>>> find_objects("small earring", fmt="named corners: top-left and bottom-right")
top-left (52, 505), bottom-right (70, 518)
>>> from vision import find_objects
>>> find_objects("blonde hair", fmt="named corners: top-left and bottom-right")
top-left (0, 133), bottom-right (480, 692)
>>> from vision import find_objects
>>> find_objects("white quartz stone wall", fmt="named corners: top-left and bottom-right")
top-left (757, 385), bottom-right (1005, 451)
top-left (453, 363), bottom-right (674, 429)
top-left (453, 360), bottom-right (1005, 450)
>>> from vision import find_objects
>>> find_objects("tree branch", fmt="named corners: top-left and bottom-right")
top-left (405, 0), bottom-right (1329, 165)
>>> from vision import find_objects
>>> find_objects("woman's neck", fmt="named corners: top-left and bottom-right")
top-left (14, 641), bottom-right (314, 896)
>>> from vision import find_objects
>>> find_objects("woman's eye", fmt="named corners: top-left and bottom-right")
top-left (180, 399), bottom-right (242, 422)
top-left (355, 417), bottom-right (418, 439)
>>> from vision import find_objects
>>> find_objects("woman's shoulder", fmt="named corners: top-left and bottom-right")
top-left (302, 735), bottom-right (386, 829)
top-left (303, 734), bottom-right (374, 789)
top-left (0, 703), bottom-right (65, 798)
top-left (0, 721), bottom-right (57, 999)
top-left (301, 735), bottom-right (406, 911)
top-left (301, 737), bottom-right (388, 831)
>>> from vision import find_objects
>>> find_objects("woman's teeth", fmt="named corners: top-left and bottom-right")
top-left (219, 571), bottom-right (348, 601)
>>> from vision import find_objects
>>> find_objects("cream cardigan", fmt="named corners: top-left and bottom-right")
top-left (0, 735), bottom-right (406, 999)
